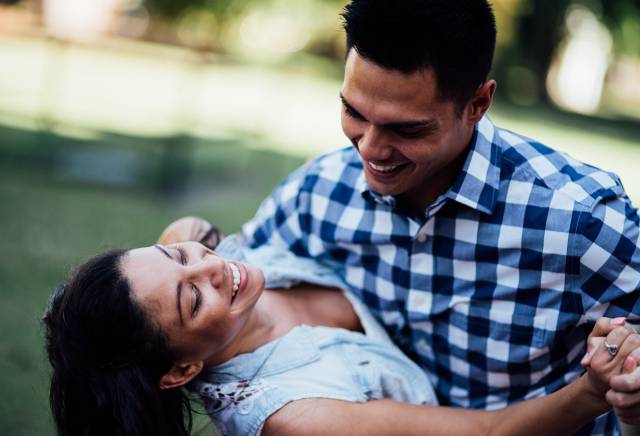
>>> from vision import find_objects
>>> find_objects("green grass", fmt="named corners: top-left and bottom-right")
top-left (0, 126), bottom-right (304, 436)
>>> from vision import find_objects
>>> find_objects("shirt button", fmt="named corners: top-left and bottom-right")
top-left (416, 234), bottom-right (427, 243)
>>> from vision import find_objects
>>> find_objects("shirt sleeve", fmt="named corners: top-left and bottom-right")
top-left (241, 162), bottom-right (312, 257)
top-left (578, 193), bottom-right (640, 321)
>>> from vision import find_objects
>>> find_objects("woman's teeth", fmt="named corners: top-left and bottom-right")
top-left (369, 162), bottom-right (400, 173)
top-left (229, 263), bottom-right (240, 301)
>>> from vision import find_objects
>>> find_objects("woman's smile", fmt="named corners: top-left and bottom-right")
top-left (229, 260), bottom-right (249, 304)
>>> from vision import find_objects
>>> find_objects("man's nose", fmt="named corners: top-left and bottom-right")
top-left (356, 126), bottom-right (393, 162)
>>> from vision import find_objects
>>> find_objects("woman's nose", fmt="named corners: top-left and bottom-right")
top-left (189, 254), bottom-right (226, 289)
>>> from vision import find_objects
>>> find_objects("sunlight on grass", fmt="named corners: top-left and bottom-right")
top-left (0, 36), bottom-right (345, 156)
top-left (1, 36), bottom-right (638, 201)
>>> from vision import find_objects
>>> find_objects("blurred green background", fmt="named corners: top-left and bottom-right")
top-left (0, 0), bottom-right (639, 435)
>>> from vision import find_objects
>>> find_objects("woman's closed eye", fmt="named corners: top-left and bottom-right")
top-left (191, 284), bottom-right (201, 317)
top-left (174, 246), bottom-right (201, 317)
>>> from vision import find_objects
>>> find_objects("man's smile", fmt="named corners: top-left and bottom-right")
top-left (365, 160), bottom-right (411, 180)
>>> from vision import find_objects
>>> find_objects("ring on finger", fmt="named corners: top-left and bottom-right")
top-left (604, 340), bottom-right (619, 357)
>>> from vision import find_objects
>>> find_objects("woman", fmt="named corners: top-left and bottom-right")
top-left (44, 219), bottom-right (639, 436)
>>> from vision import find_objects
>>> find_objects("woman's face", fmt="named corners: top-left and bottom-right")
top-left (120, 241), bottom-right (265, 363)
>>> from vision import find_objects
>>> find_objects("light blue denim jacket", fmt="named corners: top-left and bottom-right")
top-left (190, 235), bottom-right (437, 436)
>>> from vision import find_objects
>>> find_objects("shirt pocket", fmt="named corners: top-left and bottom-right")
top-left (477, 311), bottom-right (548, 349)
top-left (450, 302), bottom-right (554, 368)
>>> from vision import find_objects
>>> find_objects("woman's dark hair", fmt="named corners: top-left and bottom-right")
top-left (43, 249), bottom-right (193, 436)
top-left (342, 0), bottom-right (497, 110)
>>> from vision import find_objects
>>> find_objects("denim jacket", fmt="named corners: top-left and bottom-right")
top-left (190, 235), bottom-right (437, 435)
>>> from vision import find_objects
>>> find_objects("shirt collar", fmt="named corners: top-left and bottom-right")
top-left (359, 115), bottom-right (501, 215)
top-left (444, 115), bottom-right (501, 215)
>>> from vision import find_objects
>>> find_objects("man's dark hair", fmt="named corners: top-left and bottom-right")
top-left (342, 0), bottom-right (497, 110)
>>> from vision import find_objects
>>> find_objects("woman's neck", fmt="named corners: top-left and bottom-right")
top-left (205, 286), bottom-right (362, 365)
top-left (203, 290), bottom-right (291, 365)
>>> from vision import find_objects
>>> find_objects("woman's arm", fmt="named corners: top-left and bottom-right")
top-left (263, 380), bottom-right (602, 436)
top-left (263, 320), bottom-right (639, 436)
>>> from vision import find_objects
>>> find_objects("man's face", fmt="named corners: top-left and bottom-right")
top-left (340, 50), bottom-right (476, 210)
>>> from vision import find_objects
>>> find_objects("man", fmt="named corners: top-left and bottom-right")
top-left (241, 1), bottom-right (640, 434)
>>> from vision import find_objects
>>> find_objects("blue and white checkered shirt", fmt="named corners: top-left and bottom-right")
top-left (241, 116), bottom-right (640, 435)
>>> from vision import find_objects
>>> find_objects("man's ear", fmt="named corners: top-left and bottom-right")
top-left (159, 361), bottom-right (204, 390)
top-left (465, 80), bottom-right (497, 124)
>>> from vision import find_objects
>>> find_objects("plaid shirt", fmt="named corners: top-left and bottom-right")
top-left (241, 116), bottom-right (640, 435)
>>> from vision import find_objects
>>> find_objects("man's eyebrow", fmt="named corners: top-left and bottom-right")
top-left (386, 119), bottom-right (438, 130)
top-left (340, 93), bottom-right (436, 130)
top-left (340, 94), bottom-right (366, 120)
top-left (154, 245), bottom-right (184, 326)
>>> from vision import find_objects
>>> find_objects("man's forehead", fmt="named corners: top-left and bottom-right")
top-left (346, 51), bottom-right (437, 89)
top-left (342, 52), bottom-right (443, 120)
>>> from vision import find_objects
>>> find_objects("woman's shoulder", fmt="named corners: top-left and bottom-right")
top-left (194, 374), bottom-right (281, 436)
top-left (191, 325), bottom-right (370, 435)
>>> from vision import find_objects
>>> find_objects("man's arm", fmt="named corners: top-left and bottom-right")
top-left (241, 162), bottom-right (310, 253)
top-left (578, 195), bottom-right (640, 319)
top-left (578, 195), bottom-right (640, 422)
top-left (263, 322), bottom-right (637, 436)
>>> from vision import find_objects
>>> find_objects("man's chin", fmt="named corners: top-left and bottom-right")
top-left (365, 178), bottom-right (403, 197)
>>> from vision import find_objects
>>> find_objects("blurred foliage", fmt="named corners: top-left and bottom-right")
top-left (143, 0), bottom-right (348, 61)
top-left (142, 0), bottom-right (640, 106)
top-left (143, 0), bottom-right (640, 54)
top-left (602, 0), bottom-right (640, 56)
top-left (146, 0), bottom-right (250, 20)
top-left (146, 0), bottom-right (347, 22)
top-left (491, 0), bottom-right (640, 103)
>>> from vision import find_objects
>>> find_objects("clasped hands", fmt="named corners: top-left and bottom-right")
top-left (582, 317), bottom-right (640, 425)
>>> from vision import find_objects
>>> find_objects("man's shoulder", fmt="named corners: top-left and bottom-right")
top-left (287, 146), bottom-right (363, 188)
top-left (305, 146), bottom-right (361, 172)
top-left (494, 126), bottom-right (625, 208)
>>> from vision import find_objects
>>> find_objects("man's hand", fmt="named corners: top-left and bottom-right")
top-left (157, 216), bottom-right (223, 249)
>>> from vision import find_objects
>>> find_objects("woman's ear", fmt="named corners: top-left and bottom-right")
top-left (159, 361), bottom-right (204, 390)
